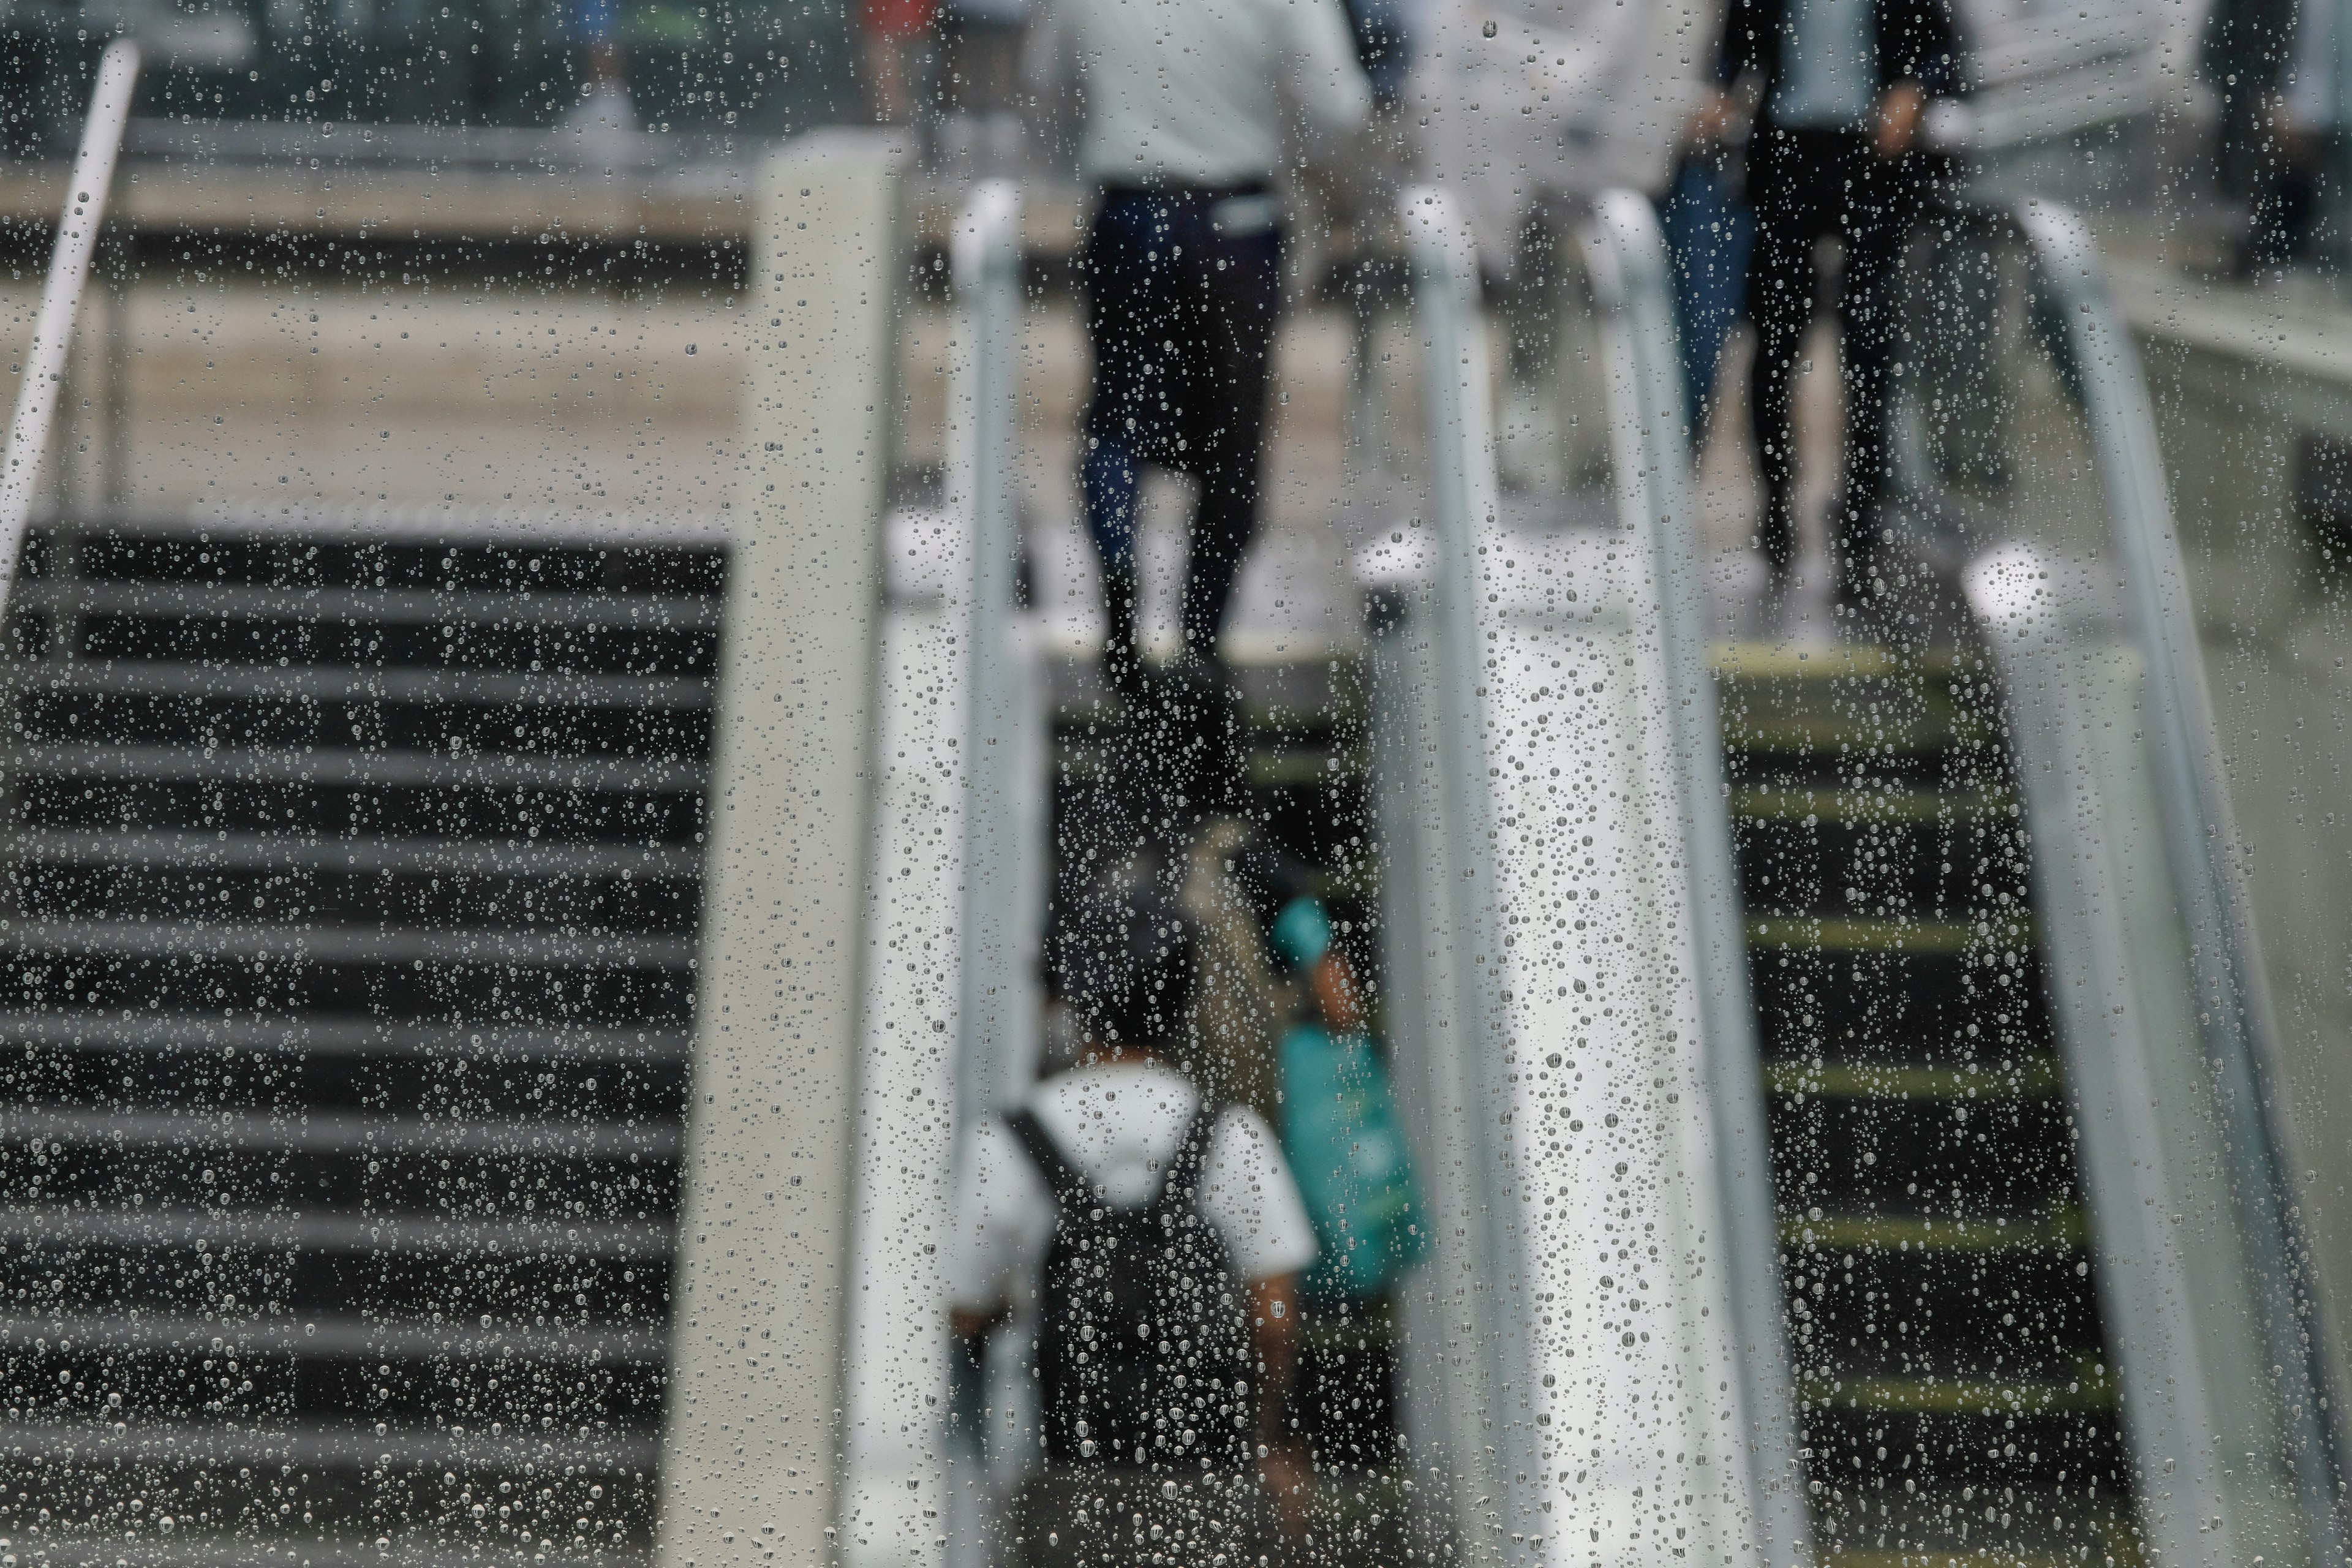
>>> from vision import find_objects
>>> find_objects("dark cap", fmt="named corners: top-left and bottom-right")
top-left (1049, 850), bottom-right (1196, 1052)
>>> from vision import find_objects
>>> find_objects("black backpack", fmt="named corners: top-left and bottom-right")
top-left (1006, 1102), bottom-right (1256, 1474)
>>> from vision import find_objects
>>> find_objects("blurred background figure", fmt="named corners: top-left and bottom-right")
top-left (1265, 892), bottom-right (1426, 1314)
top-left (950, 855), bottom-right (1320, 1564)
top-left (938, 0), bottom-right (1029, 172)
top-left (1708, 0), bottom-right (1959, 603)
top-left (564, 0), bottom-right (638, 137)
top-left (1023, 0), bottom-right (1370, 763)
top-left (1409, 0), bottom-right (1701, 261)
top-left (863, 0), bottom-right (937, 123)
top-left (1658, 75), bottom-right (1754, 454)
top-left (1338, 0), bottom-right (1417, 107)
top-left (2206, 0), bottom-right (2342, 275)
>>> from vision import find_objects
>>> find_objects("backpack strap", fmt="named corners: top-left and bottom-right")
top-left (1152, 1099), bottom-right (1224, 1215)
top-left (1003, 1108), bottom-right (1093, 1213)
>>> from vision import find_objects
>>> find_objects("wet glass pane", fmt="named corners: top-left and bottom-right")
top-left (3, 1), bottom-right (2348, 1566)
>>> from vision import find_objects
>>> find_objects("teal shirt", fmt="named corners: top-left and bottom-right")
top-left (1276, 1022), bottom-right (1428, 1302)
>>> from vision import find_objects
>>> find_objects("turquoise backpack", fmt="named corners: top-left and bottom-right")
top-left (1277, 1021), bottom-right (1429, 1303)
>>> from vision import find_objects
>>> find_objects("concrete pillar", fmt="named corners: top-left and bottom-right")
top-left (658, 128), bottom-right (905, 1568)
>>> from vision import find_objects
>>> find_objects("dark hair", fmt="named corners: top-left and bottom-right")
top-left (1050, 851), bottom-right (1196, 1052)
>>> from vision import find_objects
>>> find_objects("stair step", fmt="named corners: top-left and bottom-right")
top-left (1798, 1366), bottom-right (2118, 1415)
top-left (0, 918), bottom-right (695, 969)
top-left (15, 576), bottom-right (722, 631)
top-left (1781, 1208), bottom-right (2087, 1253)
top-left (0, 522), bottom-right (721, 1558)
top-left (2, 741), bottom-right (706, 791)
top-left (1722, 638), bottom-right (2133, 1553)
top-left (1746, 914), bottom-right (2035, 952)
top-left (1763, 1058), bottom-right (2062, 1098)
top-left (1734, 785), bottom-right (2015, 823)
top-left (0, 1012), bottom-right (690, 1060)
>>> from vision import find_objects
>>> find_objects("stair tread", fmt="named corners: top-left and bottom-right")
top-left (1746, 914), bottom-right (2037, 951)
top-left (1764, 1058), bottom-right (2062, 1098)
top-left (1725, 636), bottom-right (2131, 1541)
top-left (1781, 1207), bottom-right (2087, 1252)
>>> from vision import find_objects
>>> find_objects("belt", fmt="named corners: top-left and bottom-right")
top-left (1098, 181), bottom-right (1270, 203)
top-left (1097, 184), bottom-right (1280, 236)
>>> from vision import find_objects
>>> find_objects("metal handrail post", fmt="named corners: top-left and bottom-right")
top-left (941, 178), bottom-right (1032, 1568)
top-left (0, 39), bottom-right (140, 609)
top-left (950, 178), bottom-right (1031, 1137)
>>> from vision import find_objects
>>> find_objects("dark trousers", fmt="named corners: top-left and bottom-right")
top-left (1744, 126), bottom-right (1931, 578)
top-left (2245, 129), bottom-right (2337, 271)
top-left (1012, 1465), bottom-right (1276, 1568)
top-left (1079, 187), bottom-right (1282, 668)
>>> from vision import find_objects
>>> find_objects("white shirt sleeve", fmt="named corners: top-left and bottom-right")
top-left (1285, 0), bottom-right (1376, 140)
top-left (1197, 1106), bottom-right (1321, 1284)
top-left (941, 1119), bottom-right (1055, 1312)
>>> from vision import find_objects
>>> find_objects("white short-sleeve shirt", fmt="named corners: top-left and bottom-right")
top-left (1023, 0), bottom-right (1371, 187)
top-left (943, 1063), bottom-right (1318, 1319)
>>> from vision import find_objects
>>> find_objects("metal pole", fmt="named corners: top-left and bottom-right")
top-left (104, 259), bottom-right (130, 513)
top-left (944, 177), bottom-right (1030, 1568)
top-left (0, 38), bottom-right (139, 606)
top-left (949, 176), bottom-right (1028, 1148)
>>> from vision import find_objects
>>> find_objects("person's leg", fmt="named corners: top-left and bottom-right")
top-left (1744, 138), bottom-right (1824, 576)
top-left (564, 0), bottom-right (637, 132)
top-left (1661, 150), bottom-right (1752, 451)
top-left (1080, 194), bottom-right (1175, 701)
top-left (1177, 210), bottom-right (1280, 663)
top-left (2276, 129), bottom-right (2324, 262)
top-left (1082, 436), bottom-right (1147, 698)
top-left (1013, 1468), bottom-right (1125, 1568)
top-left (861, 0), bottom-right (911, 123)
top-left (1836, 146), bottom-right (1926, 592)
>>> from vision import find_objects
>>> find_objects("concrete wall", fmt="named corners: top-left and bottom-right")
top-left (660, 129), bottom-right (903, 1568)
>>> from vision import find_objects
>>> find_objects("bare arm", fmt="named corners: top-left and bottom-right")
top-left (1288, 0), bottom-right (1374, 140)
top-left (1875, 81), bottom-right (1925, 157)
top-left (1310, 951), bottom-right (1365, 1035)
top-left (949, 1305), bottom-right (1008, 1343)
top-left (1251, 1273), bottom-right (1310, 1531)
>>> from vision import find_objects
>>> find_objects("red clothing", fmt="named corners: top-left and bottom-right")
top-left (864, 0), bottom-right (932, 42)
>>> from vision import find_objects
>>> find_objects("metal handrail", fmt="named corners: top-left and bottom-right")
top-left (1579, 190), bottom-right (1812, 1568)
top-left (949, 178), bottom-right (1034, 1137)
top-left (0, 38), bottom-right (140, 613)
top-left (1398, 182), bottom-right (1528, 1534)
top-left (2014, 198), bottom-right (2350, 1566)
top-left (941, 179), bottom-right (1035, 1568)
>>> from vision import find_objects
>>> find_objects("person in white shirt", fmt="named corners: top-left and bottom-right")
top-left (1023, 0), bottom-right (1370, 729)
top-left (948, 858), bottom-right (1319, 1567)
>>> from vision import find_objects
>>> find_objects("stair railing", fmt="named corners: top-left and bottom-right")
top-left (2005, 199), bottom-right (2350, 1568)
top-left (0, 38), bottom-right (140, 611)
